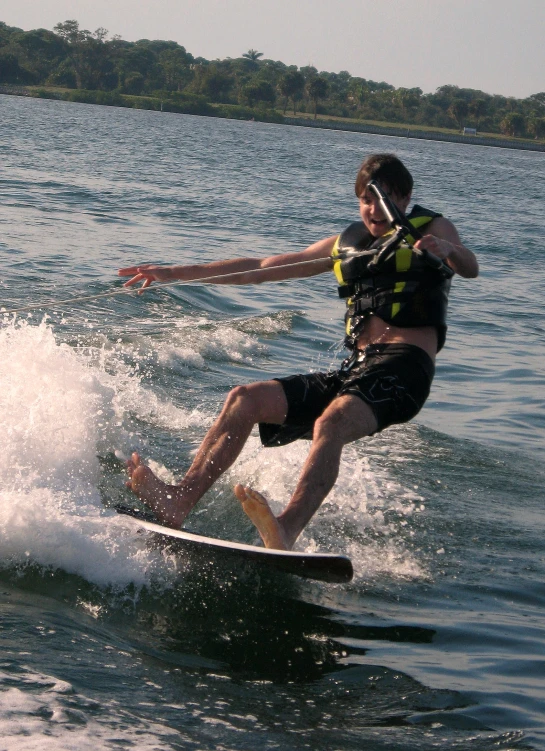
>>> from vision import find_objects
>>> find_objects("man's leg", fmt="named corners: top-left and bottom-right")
top-left (127, 380), bottom-right (288, 527)
top-left (235, 394), bottom-right (377, 549)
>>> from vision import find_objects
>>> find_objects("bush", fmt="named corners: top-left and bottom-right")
top-left (33, 88), bottom-right (62, 100)
top-left (213, 103), bottom-right (283, 123)
top-left (161, 97), bottom-right (214, 116)
top-left (122, 95), bottom-right (161, 111)
top-left (62, 89), bottom-right (124, 106)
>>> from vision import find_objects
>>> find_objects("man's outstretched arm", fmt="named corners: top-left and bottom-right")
top-left (118, 236), bottom-right (336, 291)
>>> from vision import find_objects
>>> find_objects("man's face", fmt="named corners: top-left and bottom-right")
top-left (358, 183), bottom-right (411, 237)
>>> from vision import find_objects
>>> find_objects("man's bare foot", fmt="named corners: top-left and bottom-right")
top-left (234, 484), bottom-right (290, 550)
top-left (126, 452), bottom-right (190, 528)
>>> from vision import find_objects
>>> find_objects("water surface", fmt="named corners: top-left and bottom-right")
top-left (1, 95), bottom-right (544, 750)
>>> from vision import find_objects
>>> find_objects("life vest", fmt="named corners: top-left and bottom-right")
top-left (331, 205), bottom-right (451, 351)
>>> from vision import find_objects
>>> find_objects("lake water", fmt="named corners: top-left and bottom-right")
top-left (1, 94), bottom-right (544, 751)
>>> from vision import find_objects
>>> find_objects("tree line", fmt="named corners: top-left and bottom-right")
top-left (1, 19), bottom-right (545, 138)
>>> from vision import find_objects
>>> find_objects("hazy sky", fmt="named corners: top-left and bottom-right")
top-left (2, 0), bottom-right (544, 99)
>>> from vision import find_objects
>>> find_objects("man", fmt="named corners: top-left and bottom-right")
top-left (118, 153), bottom-right (478, 550)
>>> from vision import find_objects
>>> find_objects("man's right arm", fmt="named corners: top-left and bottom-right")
top-left (118, 236), bottom-right (337, 292)
top-left (416, 217), bottom-right (479, 278)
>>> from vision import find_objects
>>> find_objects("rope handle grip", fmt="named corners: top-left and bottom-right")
top-left (367, 181), bottom-right (454, 279)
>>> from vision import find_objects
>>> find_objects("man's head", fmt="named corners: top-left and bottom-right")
top-left (354, 153), bottom-right (413, 199)
top-left (355, 154), bottom-right (413, 237)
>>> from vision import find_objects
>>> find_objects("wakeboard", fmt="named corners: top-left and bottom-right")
top-left (116, 506), bottom-right (353, 584)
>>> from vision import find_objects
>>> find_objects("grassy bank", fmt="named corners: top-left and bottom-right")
top-left (0, 84), bottom-right (284, 125)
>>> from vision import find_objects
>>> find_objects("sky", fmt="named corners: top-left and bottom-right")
top-left (1, 0), bottom-right (544, 99)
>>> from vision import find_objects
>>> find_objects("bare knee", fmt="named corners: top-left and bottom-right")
top-left (223, 381), bottom-right (287, 425)
top-left (224, 385), bottom-right (255, 419)
top-left (313, 409), bottom-right (346, 446)
top-left (313, 396), bottom-right (378, 445)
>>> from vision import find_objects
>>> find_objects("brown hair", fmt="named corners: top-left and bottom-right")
top-left (354, 153), bottom-right (413, 198)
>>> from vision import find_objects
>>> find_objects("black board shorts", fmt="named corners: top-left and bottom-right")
top-left (259, 343), bottom-right (435, 447)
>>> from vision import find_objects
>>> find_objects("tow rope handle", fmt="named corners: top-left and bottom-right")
top-left (367, 181), bottom-right (454, 279)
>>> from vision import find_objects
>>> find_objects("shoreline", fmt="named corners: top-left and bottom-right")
top-left (284, 116), bottom-right (545, 153)
top-left (2, 84), bottom-right (544, 153)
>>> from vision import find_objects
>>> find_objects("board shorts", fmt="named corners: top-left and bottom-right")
top-left (259, 343), bottom-right (435, 447)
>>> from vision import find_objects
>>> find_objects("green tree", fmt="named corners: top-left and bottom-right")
top-left (123, 72), bottom-right (145, 95)
top-left (0, 21), bottom-right (16, 46)
top-left (53, 19), bottom-right (91, 88)
top-left (324, 70), bottom-right (352, 106)
top-left (500, 112), bottom-right (525, 137)
top-left (308, 76), bottom-right (328, 119)
top-left (198, 64), bottom-right (233, 102)
top-left (9, 29), bottom-right (65, 83)
top-left (448, 98), bottom-right (469, 129)
top-left (0, 50), bottom-right (30, 83)
top-left (347, 77), bottom-right (368, 107)
top-left (468, 98), bottom-right (488, 130)
top-left (529, 92), bottom-right (545, 110)
top-left (159, 46), bottom-right (193, 91)
top-left (122, 39), bottom-right (180, 91)
top-left (393, 87), bottom-right (422, 120)
top-left (299, 65), bottom-right (318, 82)
top-left (52, 20), bottom-right (115, 90)
top-left (241, 79), bottom-right (276, 107)
top-left (278, 69), bottom-right (305, 115)
top-left (526, 116), bottom-right (545, 139)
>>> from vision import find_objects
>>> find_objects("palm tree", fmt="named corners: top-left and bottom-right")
top-left (242, 49), bottom-right (263, 62)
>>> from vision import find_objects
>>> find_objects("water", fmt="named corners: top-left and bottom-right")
top-left (1, 95), bottom-right (544, 750)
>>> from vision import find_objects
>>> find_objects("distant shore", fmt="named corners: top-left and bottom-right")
top-left (284, 117), bottom-right (545, 153)
top-left (2, 84), bottom-right (544, 154)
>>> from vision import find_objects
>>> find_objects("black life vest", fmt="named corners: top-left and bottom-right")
top-left (331, 206), bottom-right (451, 351)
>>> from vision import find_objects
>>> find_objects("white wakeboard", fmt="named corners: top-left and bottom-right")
top-left (117, 507), bottom-right (353, 584)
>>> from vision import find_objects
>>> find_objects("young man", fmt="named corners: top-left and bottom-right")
top-left (118, 154), bottom-right (478, 550)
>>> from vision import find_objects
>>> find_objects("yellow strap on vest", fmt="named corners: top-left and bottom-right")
top-left (395, 244), bottom-right (413, 272)
top-left (331, 236), bottom-right (346, 285)
top-left (403, 214), bottom-right (435, 245)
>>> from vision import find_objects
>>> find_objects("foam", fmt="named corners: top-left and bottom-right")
top-left (0, 668), bottom-right (176, 750)
top-left (0, 319), bottom-right (195, 588)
